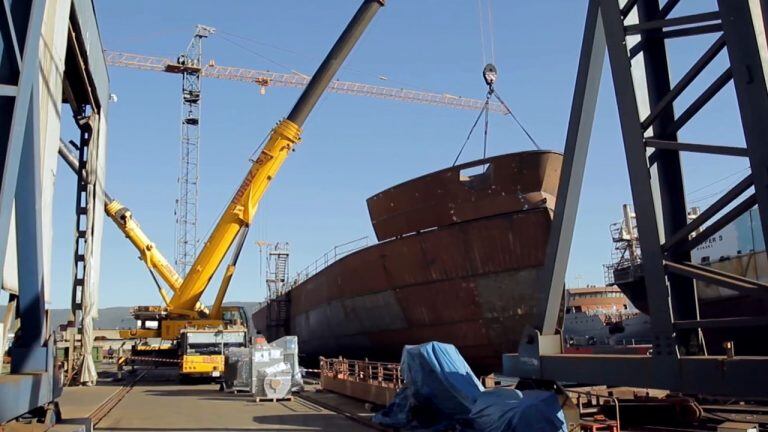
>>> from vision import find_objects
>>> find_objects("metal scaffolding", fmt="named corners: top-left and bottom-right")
top-left (266, 243), bottom-right (289, 299)
top-left (265, 243), bottom-right (290, 333)
top-left (506, 0), bottom-right (768, 398)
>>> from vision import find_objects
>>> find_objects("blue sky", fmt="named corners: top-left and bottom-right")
top-left (39, 0), bottom-right (748, 309)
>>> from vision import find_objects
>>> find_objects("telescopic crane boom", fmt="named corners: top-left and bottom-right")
top-left (58, 141), bottom-right (181, 306)
top-left (62, 1), bottom-right (382, 378)
top-left (168, 0), bottom-right (385, 317)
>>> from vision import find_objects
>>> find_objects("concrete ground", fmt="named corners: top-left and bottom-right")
top-left (93, 369), bottom-right (374, 431)
top-left (58, 364), bottom-right (132, 420)
top-left (59, 383), bottom-right (123, 420)
top-left (298, 391), bottom-right (379, 425)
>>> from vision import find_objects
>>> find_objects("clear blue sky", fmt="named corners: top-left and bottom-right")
top-left (41, 0), bottom-right (747, 309)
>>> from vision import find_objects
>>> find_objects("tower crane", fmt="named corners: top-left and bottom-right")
top-left (65, 0), bottom-right (385, 379)
top-left (105, 35), bottom-right (505, 283)
top-left (105, 31), bottom-right (506, 283)
top-left (174, 25), bottom-right (214, 278)
top-left (105, 50), bottom-right (506, 113)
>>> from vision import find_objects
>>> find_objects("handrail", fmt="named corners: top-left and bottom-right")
top-left (320, 356), bottom-right (403, 389)
top-left (288, 236), bottom-right (370, 289)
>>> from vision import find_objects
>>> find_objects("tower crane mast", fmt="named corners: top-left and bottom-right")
top-left (175, 25), bottom-right (214, 277)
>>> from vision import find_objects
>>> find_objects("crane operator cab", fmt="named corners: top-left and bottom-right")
top-left (121, 305), bottom-right (250, 380)
top-left (178, 306), bottom-right (249, 379)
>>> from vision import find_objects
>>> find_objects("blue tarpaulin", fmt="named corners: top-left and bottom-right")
top-left (470, 387), bottom-right (567, 432)
top-left (374, 342), bottom-right (568, 431)
top-left (373, 342), bottom-right (483, 430)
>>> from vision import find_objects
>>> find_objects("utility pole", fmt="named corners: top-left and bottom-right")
top-left (256, 240), bottom-right (271, 295)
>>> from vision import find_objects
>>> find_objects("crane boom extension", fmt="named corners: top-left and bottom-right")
top-left (167, 0), bottom-right (385, 314)
top-left (58, 140), bottom-right (183, 304)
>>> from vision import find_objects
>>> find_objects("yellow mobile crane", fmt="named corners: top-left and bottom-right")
top-left (59, 140), bottom-right (249, 377)
top-left (63, 0), bottom-right (384, 378)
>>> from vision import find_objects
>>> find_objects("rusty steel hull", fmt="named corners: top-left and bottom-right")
top-left (254, 151), bottom-right (563, 373)
top-left (254, 208), bottom-right (552, 373)
top-left (367, 151), bottom-right (561, 241)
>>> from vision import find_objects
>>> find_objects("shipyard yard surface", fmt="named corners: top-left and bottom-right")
top-left (56, 369), bottom-right (375, 431)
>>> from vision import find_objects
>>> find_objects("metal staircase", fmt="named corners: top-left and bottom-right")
top-left (266, 243), bottom-right (289, 299)
top-left (265, 243), bottom-right (290, 336)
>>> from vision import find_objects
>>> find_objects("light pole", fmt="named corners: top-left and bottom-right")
top-left (255, 241), bottom-right (272, 296)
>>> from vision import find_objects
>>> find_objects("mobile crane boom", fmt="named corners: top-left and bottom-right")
top-left (60, 0), bottom-right (383, 378)
top-left (58, 140), bottom-right (182, 305)
top-left (167, 0), bottom-right (385, 315)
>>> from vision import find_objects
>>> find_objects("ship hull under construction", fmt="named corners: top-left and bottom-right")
top-left (253, 151), bottom-right (563, 372)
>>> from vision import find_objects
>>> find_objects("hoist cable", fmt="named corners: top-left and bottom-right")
top-left (218, 34), bottom-right (294, 72)
top-left (476, 0), bottom-right (488, 66)
top-left (452, 95), bottom-right (490, 166)
top-left (483, 94), bottom-right (490, 159)
top-left (487, 0), bottom-right (496, 64)
top-left (492, 90), bottom-right (542, 150)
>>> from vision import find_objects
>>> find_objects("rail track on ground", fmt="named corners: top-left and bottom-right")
top-left (88, 370), bottom-right (146, 425)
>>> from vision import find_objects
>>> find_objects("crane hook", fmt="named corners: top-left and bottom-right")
top-left (483, 63), bottom-right (497, 88)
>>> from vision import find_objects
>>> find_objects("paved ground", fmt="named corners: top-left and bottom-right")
top-left (58, 364), bottom-right (130, 420)
top-left (59, 383), bottom-right (123, 419)
top-left (93, 370), bottom-right (374, 431)
top-left (298, 391), bottom-right (378, 425)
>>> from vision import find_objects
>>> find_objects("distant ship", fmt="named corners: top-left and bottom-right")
top-left (562, 285), bottom-right (652, 354)
top-left (253, 150), bottom-right (563, 373)
top-left (605, 205), bottom-right (768, 356)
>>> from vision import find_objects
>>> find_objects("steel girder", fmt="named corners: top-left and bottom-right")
top-left (0, 0), bottom-right (61, 423)
top-left (510, 0), bottom-right (768, 398)
top-left (0, 0), bottom-right (109, 423)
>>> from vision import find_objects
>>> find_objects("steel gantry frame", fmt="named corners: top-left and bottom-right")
top-left (0, 0), bottom-right (109, 423)
top-left (64, 6), bottom-right (110, 387)
top-left (174, 25), bottom-right (214, 277)
top-left (505, 0), bottom-right (768, 398)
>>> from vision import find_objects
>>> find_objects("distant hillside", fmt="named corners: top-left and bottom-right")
top-left (49, 306), bottom-right (135, 330)
top-left (2, 301), bottom-right (265, 331)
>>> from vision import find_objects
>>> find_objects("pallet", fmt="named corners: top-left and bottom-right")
top-left (580, 420), bottom-right (619, 432)
top-left (254, 395), bottom-right (293, 403)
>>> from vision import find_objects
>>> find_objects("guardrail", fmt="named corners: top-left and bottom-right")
top-left (289, 236), bottom-right (370, 288)
top-left (319, 357), bottom-right (403, 406)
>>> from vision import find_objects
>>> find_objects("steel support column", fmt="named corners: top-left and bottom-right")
top-left (539, 0), bottom-right (606, 335)
top-left (508, 0), bottom-right (768, 399)
top-left (0, 0), bottom-right (60, 423)
top-left (1, 0), bottom-right (108, 422)
top-left (718, 0), bottom-right (768, 253)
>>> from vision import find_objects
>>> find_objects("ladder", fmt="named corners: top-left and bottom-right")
top-left (67, 114), bottom-right (95, 386)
